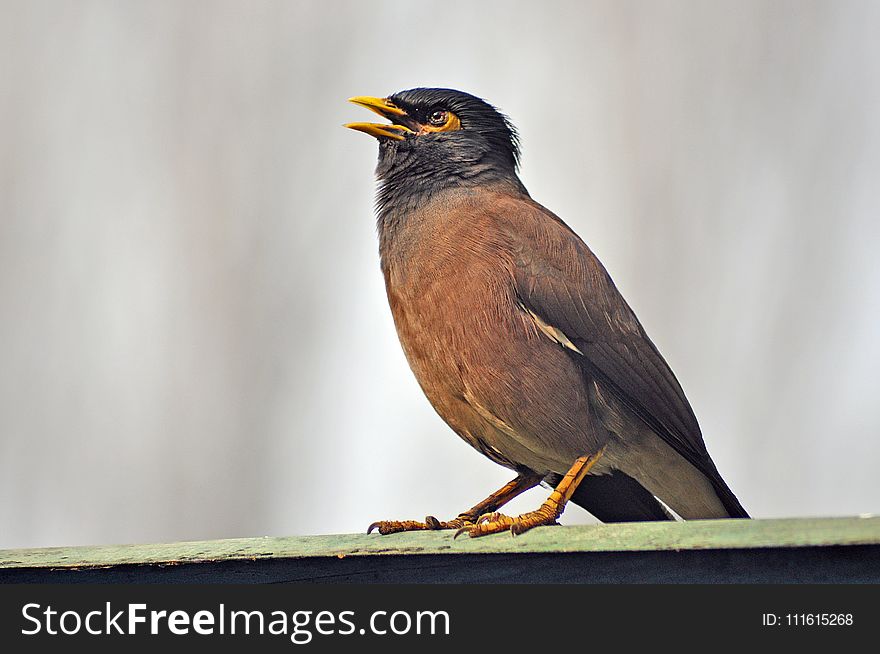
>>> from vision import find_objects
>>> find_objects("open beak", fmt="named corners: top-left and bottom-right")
top-left (345, 96), bottom-right (414, 141)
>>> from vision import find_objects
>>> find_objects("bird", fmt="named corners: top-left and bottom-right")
top-left (346, 88), bottom-right (749, 537)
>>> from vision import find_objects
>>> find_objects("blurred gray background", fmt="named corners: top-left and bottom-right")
top-left (1, 0), bottom-right (878, 549)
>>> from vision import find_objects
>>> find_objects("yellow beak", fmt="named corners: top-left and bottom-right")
top-left (345, 96), bottom-right (413, 141)
top-left (347, 96), bottom-right (407, 118)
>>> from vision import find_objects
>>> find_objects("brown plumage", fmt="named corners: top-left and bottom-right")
top-left (347, 88), bottom-right (748, 537)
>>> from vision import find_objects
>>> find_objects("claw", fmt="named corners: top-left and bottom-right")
top-left (367, 520), bottom-right (424, 535)
top-left (457, 509), bottom-right (560, 538)
top-left (476, 512), bottom-right (498, 525)
top-left (369, 517), bottom-right (466, 535)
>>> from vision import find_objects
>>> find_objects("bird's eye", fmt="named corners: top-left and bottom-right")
top-left (428, 109), bottom-right (448, 126)
top-left (420, 108), bottom-right (461, 133)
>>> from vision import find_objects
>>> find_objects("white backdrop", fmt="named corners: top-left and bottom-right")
top-left (1, 0), bottom-right (878, 549)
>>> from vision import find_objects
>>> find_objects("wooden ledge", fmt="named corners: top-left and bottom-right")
top-left (2, 516), bottom-right (878, 583)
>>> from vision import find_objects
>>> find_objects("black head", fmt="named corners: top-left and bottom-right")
top-left (346, 88), bottom-right (526, 212)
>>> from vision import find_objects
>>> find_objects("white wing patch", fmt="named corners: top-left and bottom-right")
top-left (518, 301), bottom-right (584, 355)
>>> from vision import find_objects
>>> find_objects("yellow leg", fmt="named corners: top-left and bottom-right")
top-left (456, 449), bottom-right (606, 538)
top-left (368, 472), bottom-right (544, 535)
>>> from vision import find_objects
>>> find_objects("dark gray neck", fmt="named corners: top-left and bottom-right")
top-left (374, 141), bottom-right (528, 251)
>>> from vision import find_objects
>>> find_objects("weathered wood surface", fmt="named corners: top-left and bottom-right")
top-left (2, 516), bottom-right (878, 583)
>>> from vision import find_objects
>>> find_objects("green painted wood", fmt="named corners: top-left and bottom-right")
top-left (1, 516), bottom-right (878, 571)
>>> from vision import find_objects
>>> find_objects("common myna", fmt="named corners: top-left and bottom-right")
top-left (347, 88), bottom-right (749, 537)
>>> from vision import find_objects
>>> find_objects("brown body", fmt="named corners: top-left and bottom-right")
top-left (381, 185), bottom-right (731, 519)
top-left (348, 87), bottom-right (748, 531)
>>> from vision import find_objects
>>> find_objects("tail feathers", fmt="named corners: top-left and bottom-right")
top-left (554, 466), bottom-right (749, 523)
top-left (708, 474), bottom-right (750, 519)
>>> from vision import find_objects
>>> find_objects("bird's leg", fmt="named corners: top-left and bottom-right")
top-left (426, 471), bottom-right (544, 529)
top-left (456, 449), bottom-right (606, 538)
top-left (367, 471), bottom-right (543, 535)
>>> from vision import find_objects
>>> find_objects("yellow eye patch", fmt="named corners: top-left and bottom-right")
top-left (420, 111), bottom-right (461, 134)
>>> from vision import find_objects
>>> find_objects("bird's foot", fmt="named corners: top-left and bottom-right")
top-left (368, 514), bottom-right (474, 535)
top-left (454, 505), bottom-right (560, 538)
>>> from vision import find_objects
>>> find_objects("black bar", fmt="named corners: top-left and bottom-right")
top-left (0, 583), bottom-right (873, 650)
